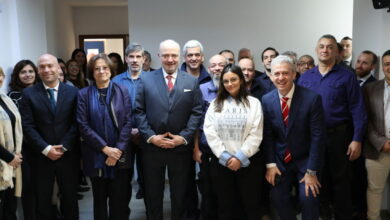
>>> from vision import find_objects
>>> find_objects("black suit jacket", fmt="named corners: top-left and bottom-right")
top-left (361, 75), bottom-right (377, 87)
top-left (20, 82), bottom-right (79, 154)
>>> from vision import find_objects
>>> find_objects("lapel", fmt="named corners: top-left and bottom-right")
top-left (286, 85), bottom-right (301, 135)
top-left (154, 69), bottom-right (170, 105)
top-left (169, 71), bottom-right (185, 110)
top-left (36, 83), bottom-right (55, 115)
top-left (56, 83), bottom-right (66, 115)
top-left (271, 90), bottom-right (286, 134)
top-left (373, 81), bottom-right (385, 128)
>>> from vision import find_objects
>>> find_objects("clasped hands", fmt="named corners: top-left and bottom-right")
top-left (150, 132), bottom-right (185, 149)
top-left (8, 153), bottom-right (23, 168)
top-left (47, 145), bottom-right (65, 161)
top-left (102, 146), bottom-right (122, 166)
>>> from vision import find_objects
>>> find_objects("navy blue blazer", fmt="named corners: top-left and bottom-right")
top-left (76, 83), bottom-right (133, 176)
top-left (135, 68), bottom-right (203, 152)
top-left (20, 82), bottom-right (79, 154)
top-left (261, 85), bottom-right (326, 172)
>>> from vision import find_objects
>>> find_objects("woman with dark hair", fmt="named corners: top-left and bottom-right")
top-left (108, 52), bottom-right (125, 78)
top-left (77, 53), bottom-right (133, 220)
top-left (71, 49), bottom-right (88, 83)
top-left (0, 66), bottom-right (23, 220)
top-left (8, 60), bottom-right (38, 107)
top-left (204, 64), bottom-right (264, 220)
top-left (66, 59), bottom-right (87, 89)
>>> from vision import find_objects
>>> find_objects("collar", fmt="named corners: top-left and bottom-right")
top-left (205, 81), bottom-right (218, 92)
top-left (358, 73), bottom-right (372, 82)
top-left (345, 56), bottom-right (352, 63)
top-left (43, 81), bottom-right (60, 91)
top-left (163, 68), bottom-right (178, 79)
top-left (278, 83), bottom-right (295, 100)
top-left (125, 70), bottom-right (143, 80)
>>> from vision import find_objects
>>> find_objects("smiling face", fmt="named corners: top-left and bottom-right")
top-left (19, 64), bottom-right (36, 87)
top-left (159, 43), bottom-right (180, 74)
top-left (93, 59), bottom-right (111, 86)
top-left (239, 58), bottom-right (255, 84)
top-left (316, 38), bottom-right (337, 65)
top-left (263, 49), bottom-right (278, 72)
top-left (383, 55), bottom-right (390, 85)
top-left (271, 62), bottom-right (296, 96)
top-left (67, 61), bottom-right (80, 77)
top-left (223, 71), bottom-right (241, 97)
top-left (355, 53), bottom-right (375, 78)
top-left (185, 47), bottom-right (204, 71)
top-left (38, 54), bottom-right (60, 87)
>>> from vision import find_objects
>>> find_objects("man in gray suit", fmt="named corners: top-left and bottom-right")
top-left (363, 49), bottom-right (390, 220)
top-left (135, 39), bottom-right (203, 220)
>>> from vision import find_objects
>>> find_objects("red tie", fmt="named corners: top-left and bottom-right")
top-left (166, 75), bottom-right (174, 92)
top-left (281, 97), bottom-right (292, 163)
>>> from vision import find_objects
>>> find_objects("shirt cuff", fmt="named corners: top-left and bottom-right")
top-left (218, 151), bottom-right (232, 167)
top-left (234, 150), bottom-right (250, 167)
top-left (147, 135), bottom-right (156, 144)
top-left (266, 163), bottom-right (277, 168)
top-left (182, 137), bottom-right (188, 145)
top-left (42, 145), bottom-right (52, 156)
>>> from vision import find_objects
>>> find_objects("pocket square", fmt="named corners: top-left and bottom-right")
top-left (184, 89), bottom-right (192, 92)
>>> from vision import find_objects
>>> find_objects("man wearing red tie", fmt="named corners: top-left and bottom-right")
top-left (262, 55), bottom-right (326, 220)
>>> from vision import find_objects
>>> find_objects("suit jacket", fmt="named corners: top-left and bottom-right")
top-left (363, 80), bottom-right (388, 159)
top-left (362, 75), bottom-right (377, 87)
top-left (20, 82), bottom-right (79, 155)
top-left (262, 85), bottom-right (326, 172)
top-left (135, 68), bottom-right (203, 152)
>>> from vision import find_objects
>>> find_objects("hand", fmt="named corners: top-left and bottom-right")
top-left (105, 156), bottom-right (118, 166)
top-left (166, 132), bottom-right (186, 147)
top-left (347, 141), bottom-right (361, 161)
top-left (150, 133), bottom-right (175, 149)
top-left (300, 173), bottom-right (321, 197)
top-left (102, 146), bottom-right (122, 160)
top-left (382, 140), bottom-right (390, 152)
top-left (227, 157), bottom-right (241, 171)
top-left (8, 153), bottom-right (23, 168)
top-left (265, 166), bottom-right (282, 186)
top-left (193, 147), bottom-right (202, 163)
top-left (47, 145), bottom-right (64, 160)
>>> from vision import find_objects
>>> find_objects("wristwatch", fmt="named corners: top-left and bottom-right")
top-left (306, 169), bottom-right (317, 176)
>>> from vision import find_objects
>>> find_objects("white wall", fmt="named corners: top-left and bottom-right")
top-left (128, 0), bottom-right (353, 70)
top-left (353, 0), bottom-right (390, 79)
top-left (73, 6), bottom-right (129, 46)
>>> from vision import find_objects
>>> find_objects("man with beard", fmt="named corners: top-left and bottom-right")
top-left (259, 47), bottom-right (279, 92)
top-left (355, 50), bottom-right (377, 87)
top-left (350, 50), bottom-right (377, 220)
top-left (181, 40), bottom-right (211, 85)
top-left (112, 43), bottom-right (146, 201)
top-left (194, 54), bottom-right (227, 220)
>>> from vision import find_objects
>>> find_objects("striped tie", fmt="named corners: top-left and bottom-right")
top-left (281, 97), bottom-right (292, 163)
top-left (166, 75), bottom-right (174, 92)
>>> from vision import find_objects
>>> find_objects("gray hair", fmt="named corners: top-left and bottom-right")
top-left (282, 51), bottom-right (298, 64)
top-left (182, 40), bottom-right (204, 56)
top-left (271, 55), bottom-right (296, 73)
top-left (160, 39), bottom-right (180, 54)
top-left (125, 43), bottom-right (144, 57)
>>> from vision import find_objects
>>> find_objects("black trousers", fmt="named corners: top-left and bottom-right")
top-left (198, 153), bottom-right (218, 220)
top-left (21, 148), bottom-right (35, 220)
top-left (183, 159), bottom-right (200, 220)
top-left (32, 153), bottom-right (79, 220)
top-left (0, 186), bottom-right (17, 220)
top-left (210, 154), bottom-right (262, 220)
top-left (320, 124), bottom-right (353, 220)
top-left (90, 168), bottom-right (133, 220)
top-left (142, 150), bottom-right (192, 220)
top-left (351, 154), bottom-right (368, 214)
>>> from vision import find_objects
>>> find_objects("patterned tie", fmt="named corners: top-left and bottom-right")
top-left (281, 97), bottom-right (292, 163)
top-left (166, 75), bottom-right (174, 92)
top-left (47, 88), bottom-right (56, 112)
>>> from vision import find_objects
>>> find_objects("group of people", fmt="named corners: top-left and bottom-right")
top-left (0, 33), bottom-right (388, 220)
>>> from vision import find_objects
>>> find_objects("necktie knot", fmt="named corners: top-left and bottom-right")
top-left (281, 97), bottom-right (289, 103)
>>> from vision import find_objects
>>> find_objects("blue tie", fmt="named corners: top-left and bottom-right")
top-left (47, 88), bottom-right (56, 112)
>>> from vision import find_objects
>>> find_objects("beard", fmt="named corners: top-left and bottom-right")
top-left (212, 74), bottom-right (220, 89)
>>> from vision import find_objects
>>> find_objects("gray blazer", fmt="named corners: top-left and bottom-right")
top-left (363, 79), bottom-right (389, 159)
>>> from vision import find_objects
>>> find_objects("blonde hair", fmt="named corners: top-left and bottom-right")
top-left (0, 67), bottom-right (5, 77)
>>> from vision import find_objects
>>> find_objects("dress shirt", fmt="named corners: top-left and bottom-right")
top-left (112, 70), bottom-right (142, 109)
top-left (266, 84), bottom-right (295, 168)
top-left (162, 68), bottom-right (178, 86)
top-left (298, 64), bottom-right (367, 142)
top-left (385, 81), bottom-right (390, 139)
top-left (344, 56), bottom-right (352, 66)
top-left (42, 81), bottom-right (65, 156)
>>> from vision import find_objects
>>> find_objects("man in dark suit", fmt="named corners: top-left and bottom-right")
top-left (262, 55), bottom-right (326, 220)
top-left (351, 50), bottom-right (378, 219)
top-left (19, 54), bottom-right (79, 220)
top-left (363, 49), bottom-right (390, 220)
top-left (135, 39), bottom-right (203, 220)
